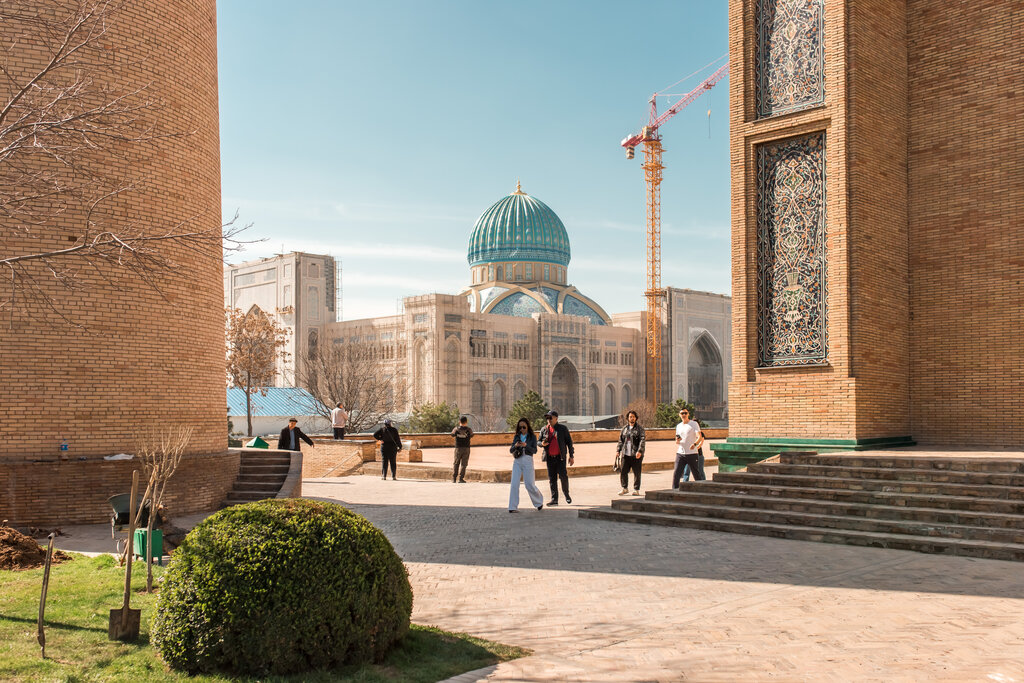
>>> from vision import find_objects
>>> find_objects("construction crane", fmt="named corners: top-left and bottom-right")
top-left (621, 61), bottom-right (729, 405)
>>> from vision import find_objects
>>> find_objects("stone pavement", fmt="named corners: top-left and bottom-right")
top-left (304, 469), bottom-right (1024, 682)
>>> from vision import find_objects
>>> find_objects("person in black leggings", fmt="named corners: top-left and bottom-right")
top-left (373, 419), bottom-right (402, 480)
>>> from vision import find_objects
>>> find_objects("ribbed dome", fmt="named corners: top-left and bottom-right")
top-left (467, 184), bottom-right (571, 267)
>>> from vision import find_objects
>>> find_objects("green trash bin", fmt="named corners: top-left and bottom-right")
top-left (133, 528), bottom-right (163, 566)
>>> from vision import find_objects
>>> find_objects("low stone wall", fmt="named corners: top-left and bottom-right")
top-left (303, 440), bottom-right (421, 478)
top-left (0, 450), bottom-right (239, 527)
top-left (340, 427), bottom-right (728, 448)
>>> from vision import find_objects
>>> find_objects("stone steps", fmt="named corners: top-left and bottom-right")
top-left (654, 482), bottom-right (1024, 516)
top-left (749, 462), bottom-right (1024, 486)
top-left (712, 472), bottom-right (1024, 500)
top-left (611, 498), bottom-right (1024, 544)
top-left (784, 453), bottom-right (1024, 473)
top-left (641, 490), bottom-right (1024, 529)
top-left (579, 508), bottom-right (1024, 562)
top-left (222, 451), bottom-right (293, 506)
top-left (580, 453), bottom-right (1024, 561)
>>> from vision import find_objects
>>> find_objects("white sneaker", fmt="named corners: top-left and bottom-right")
top-left (631, 490), bottom-right (640, 496)
top-left (619, 488), bottom-right (628, 495)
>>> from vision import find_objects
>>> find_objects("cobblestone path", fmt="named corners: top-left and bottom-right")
top-left (304, 470), bottom-right (1024, 682)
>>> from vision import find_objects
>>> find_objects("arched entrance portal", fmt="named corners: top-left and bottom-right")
top-left (688, 334), bottom-right (724, 419)
top-left (550, 358), bottom-right (579, 415)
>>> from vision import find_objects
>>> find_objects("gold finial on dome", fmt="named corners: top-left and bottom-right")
top-left (512, 178), bottom-right (526, 195)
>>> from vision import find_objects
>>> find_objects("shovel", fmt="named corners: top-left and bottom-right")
top-left (37, 532), bottom-right (55, 658)
top-left (109, 470), bottom-right (141, 641)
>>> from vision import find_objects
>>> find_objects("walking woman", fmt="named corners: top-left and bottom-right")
top-left (508, 417), bottom-right (544, 513)
top-left (373, 419), bottom-right (403, 480)
top-left (617, 410), bottom-right (646, 495)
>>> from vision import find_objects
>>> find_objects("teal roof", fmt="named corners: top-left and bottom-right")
top-left (467, 185), bottom-right (571, 267)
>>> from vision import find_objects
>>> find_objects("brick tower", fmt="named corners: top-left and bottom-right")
top-left (0, 0), bottom-right (238, 524)
top-left (716, 0), bottom-right (1023, 467)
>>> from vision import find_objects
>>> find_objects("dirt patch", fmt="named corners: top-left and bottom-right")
top-left (0, 527), bottom-right (72, 570)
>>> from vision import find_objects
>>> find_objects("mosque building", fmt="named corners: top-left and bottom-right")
top-left (225, 183), bottom-right (731, 428)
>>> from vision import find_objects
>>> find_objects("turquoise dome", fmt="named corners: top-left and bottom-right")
top-left (467, 184), bottom-right (571, 267)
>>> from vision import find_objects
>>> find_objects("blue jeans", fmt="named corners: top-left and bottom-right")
top-left (683, 451), bottom-right (705, 482)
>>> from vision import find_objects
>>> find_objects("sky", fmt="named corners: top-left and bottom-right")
top-left (217, 1), bottom-right (730, 321)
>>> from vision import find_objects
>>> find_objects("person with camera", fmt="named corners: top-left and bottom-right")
top-left (540, 410), bottom-right (574, 505)
top-left (508, 417), bottom-right (543, 513)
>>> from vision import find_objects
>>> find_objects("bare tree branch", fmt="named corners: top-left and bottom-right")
top-left (0, 1), bottom-right (259, 327)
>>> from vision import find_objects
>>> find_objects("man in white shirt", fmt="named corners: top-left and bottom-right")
top-left (330, 402), bottom-right (348, 440)
top-left (672, 407), bottom-right (705, 488)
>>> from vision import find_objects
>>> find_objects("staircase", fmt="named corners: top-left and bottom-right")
top-left (579, 452), bottom-right (1024, 561)
top-left (223, 450), bottom-right (292, 506)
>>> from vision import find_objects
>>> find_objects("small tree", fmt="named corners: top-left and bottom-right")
top-left (506, 390), bottom-right (548, 431)
top-left (409, 402), bottom-right (460, 433)
top-left (654, 398), bottom-right (707, 428)
top-left (226, 307), bottom-right (291, 437)
top-left (618, 399), bottom-right (657, 428)
top-left (137, 426), bottom-right (192, 592)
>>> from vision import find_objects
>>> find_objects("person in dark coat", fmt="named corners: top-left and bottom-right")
top-left (277, 418), bottom-right (315, 452)
top-left (539, 410), bottom-right (574, 505)
top-left (373, 419), bottom-right (403, 480)
top-left (616, 410), bottom-right (646, 495)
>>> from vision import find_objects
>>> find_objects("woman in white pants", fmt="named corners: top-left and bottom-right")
top-left (509, 417), bottom-right (544, 513)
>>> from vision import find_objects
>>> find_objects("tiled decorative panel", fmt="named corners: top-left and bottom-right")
top-left (756, 132), bottom-right (827, 366)
top-left (755, 0), bottom-right (825, 118)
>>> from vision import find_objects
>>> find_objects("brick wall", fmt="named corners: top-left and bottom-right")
top-left (906, 1), bottom-right (1024, 446)
top-left (728, 0), bottom-right (1020, 446)
top-left (0, 1), bottom-right (228, 516)
top-left (0, 452), bottom-right (239, 527)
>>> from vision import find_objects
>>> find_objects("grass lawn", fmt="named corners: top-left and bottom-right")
top-left (0, 554), bottom-right (527, 682)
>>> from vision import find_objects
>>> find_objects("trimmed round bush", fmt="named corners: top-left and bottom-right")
top-left (152, 499), bottom-right (412, 676)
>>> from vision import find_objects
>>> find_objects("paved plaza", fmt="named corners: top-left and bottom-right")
top-left (305, 470), bottom-right (1024, 682)
top-left (51, 465), bottom-right (1024, 682)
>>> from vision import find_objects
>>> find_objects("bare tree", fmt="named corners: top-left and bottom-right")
top-left (297, 342), bottom-right (406, 433)
top-left (136, 425), bottom-right (191, 592)
top-left (226, 307), bottom-right (291, 437)
top-left (0, 1), bottom-right (248, 326)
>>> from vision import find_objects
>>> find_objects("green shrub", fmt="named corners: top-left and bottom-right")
top-left (506, 390), bottom-right (548, 431)
top-left (409, 401), bottom-right (460, 432)
top-left (152, 499), bottom-right (412, 676)
top-left (654, 398), bottom-right (708, 428)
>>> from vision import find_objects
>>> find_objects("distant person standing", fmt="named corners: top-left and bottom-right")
top-left (540, 410), bottom-right (574, 505)
top-left (450, 416), bottom-right (474, 483)
top-left (508, 417), bottom-right (544, 513)
top-left (672, 407), bottom-right (705, 488)
top-left (373, 419), bottom-right (402, 480)
top-left (330, 402), bottom-right (348, 440)
top-left (682, 408), bottom-right (706, 482)
top-left (277, 418), bottom-right (315, 452)
top-left (616, 410), bottom-right (646, 496)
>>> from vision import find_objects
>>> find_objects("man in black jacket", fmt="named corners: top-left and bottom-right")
top-left (539, 410), bottom-right (574, 505)
top-left (277, 418), bottom-right (315, 452)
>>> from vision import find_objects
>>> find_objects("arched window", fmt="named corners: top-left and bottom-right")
top-left (471, 380), bottom-right (485, 415)
top-left (513, 381), bottom-right (527, 402)
top-left (414, 340), bottom-right (428, 403)
top-left (496, 265), bottom-right (503, 281)
top-left (622, 384), bottom-right (631, 407)
top-left (308, 329), bottom-right (318, 354)
top-left (589, 383), bottom-right (600, 414)
top-left (445, 340), bottom-right (459, 404)
top-left (494, 380), bottom-right (506, 419)
top-left (605, 384), bottom-right (616, 415)
top-left (307, 287), bottom-right (319, 319)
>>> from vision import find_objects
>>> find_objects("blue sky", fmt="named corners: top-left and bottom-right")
top-left (217, 1), bottom-right (730, 320)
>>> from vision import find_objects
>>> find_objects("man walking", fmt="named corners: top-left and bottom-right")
top-left (540, 410), bottom-right (574, 505)
top-left (277, 418), bottom-right (315, 452)
top-left (672, 407), bottom-right (705, 488)
top-left (681, 408), bottom-right (705, 482)
top-left (450, 415), bottom-right (474, 483)
top-left (330, 402), bottom-right (348, 440)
